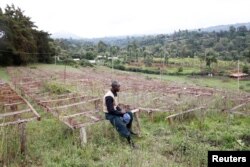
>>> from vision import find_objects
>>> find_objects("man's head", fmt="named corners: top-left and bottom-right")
top-left (111, 80), bottom-right (120, 92)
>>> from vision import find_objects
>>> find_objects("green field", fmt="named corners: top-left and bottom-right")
top-left (0, 65), bottom-right (249, 167)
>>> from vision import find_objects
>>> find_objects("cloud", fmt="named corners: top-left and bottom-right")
top-left (1, 0), bottom-right (250, 38)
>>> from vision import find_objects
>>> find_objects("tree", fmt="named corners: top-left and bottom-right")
top-left (97, 41), bottom-right (107, 53)
top-left (0, 5), bottom-right (54, 65)
top-left (110, 45), bottom-right (119, 57)
top-left (237, 26), bottom-right (247, 36)
top-left (204, 49), bottom-right (218, 68)
top-left (84, 51), bottom-right (96, 60)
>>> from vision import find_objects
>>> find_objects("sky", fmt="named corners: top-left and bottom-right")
top-left (0, 0), bottom-right (250, 38)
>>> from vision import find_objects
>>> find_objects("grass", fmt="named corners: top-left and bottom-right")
top-left (1, 64), bottom-right (250, 166)
top-left (0, 67), bottom-right (9, 81)
top-left (142, 73), bottom-right (250, 92)
top-left (2, 106), bottom-right (249, 167)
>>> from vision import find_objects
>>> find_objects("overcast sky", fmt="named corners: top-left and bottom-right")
top-left (1, 0), bottom-right (250, 38)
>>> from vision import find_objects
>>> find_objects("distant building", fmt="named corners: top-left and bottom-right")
top-left (107, 57), bottom-right (119, 60)
top-left (96, 55), bottom-right (105, 59)
top-left (89, 60), bottom-right (96, 64)
top-left (73, 58), bottom-right (80, 61)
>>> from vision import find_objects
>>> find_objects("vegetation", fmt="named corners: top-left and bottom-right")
top-left (0, 5), bottom-right (55, 65)
top-left (0, 67), bottom-right (9, 81)
top-left (1, 5), bottom-right (249, 78)
top-left (1, 103), bottom-right (249, 166)
top-left (43, 82), bottom-right (71, 95)
top-left (0, 4), bottom-right (249, 167)
top-left (50, 24), bottom-right (250, 78)
top-left (54, 24), bottom-right (250, 68)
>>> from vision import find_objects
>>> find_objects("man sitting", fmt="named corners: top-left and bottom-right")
top-left (103, 81), bottom-right (137, 148)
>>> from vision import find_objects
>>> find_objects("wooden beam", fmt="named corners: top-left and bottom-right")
top-left (74, 121), bottom-right (97, 129)
top-left (0, 117), bottom-right (37, 126)
top-left (60, 110), bottom-right (96, 119)
top-left (138, 107), bottom-right (160, 113)
top-left (49, 98), bottom-right (100, 110)
top-left (4, 101), bottom-right (25, 106)
top-left (85, 114), bottom-right (101, 121)
top-left (60, 119), bottom-right (74, 129)
top-left (0, 109), bottom-right (31, 118)
top-left (231, 111), bottom-right (249, 116)
top-left (39, 95), bottom-right (86, 104)
top-left (166, 107), bottom-right (205, 125)
top-left (20, 96), bottom-right (41, 121)
top-left (229, 103), bottom-right (249, 112)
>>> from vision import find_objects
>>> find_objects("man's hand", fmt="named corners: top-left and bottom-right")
top-left (120, 109), bottom-right (127, 114)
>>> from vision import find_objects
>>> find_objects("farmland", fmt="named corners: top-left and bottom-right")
top-left (0, 64), bottom-right (249, 167)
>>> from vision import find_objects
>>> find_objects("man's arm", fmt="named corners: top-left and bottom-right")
top-left (105, 96), bottom-right (124, 115)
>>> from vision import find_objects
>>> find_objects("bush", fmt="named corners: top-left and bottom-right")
top-left (114, 64), bottom-right (125, 70)
top-left (44, 82), bottom-right (71, 94)
top-left (64, 58), bottom-right (77, 66)
top-left (79, 59), bottom-right (93, 67)
top-left (83, 52), bottom-right (96, 60)
top-left (239, 85), bottom-right (244, 90)
top-left (177, 67), bottom-right (183, 73)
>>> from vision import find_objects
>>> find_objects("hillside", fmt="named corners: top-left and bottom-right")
top-left (0, 65), bottom-right (249, 166)
top-left (198, 22), bottom-right (250, 32)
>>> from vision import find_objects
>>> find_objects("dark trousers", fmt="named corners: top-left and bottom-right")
top-left (105, 111), bottom-right (133, 138)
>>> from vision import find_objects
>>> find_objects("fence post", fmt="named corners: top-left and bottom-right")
top-left (19, 123), bottom-right (27, 155)
top-left (80, 127), bottom-right (87, 146)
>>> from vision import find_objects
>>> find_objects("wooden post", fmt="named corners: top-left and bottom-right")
top-left (149, 111), bottom-right (154, 121)
top-left (19, 123), bottom-right (27, 155)
top-left (178, 93), bottom-right (181, 99)
top-left (168, 117), bottom-right (174, 125)
top-left (80, 127), bottom-right (87, 146)
top-left (134, 112), bottom-right (142, 136)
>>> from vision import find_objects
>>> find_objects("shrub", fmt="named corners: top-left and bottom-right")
top-left (64, 58), bottom-right (77, 66)
top-left (177, 67), bottom-right (183, 73)
top-left (44, 82), bottom-right (71, 94)
top-left (79, 59), bottom-right (93, 67)
top-left (114, 64), bottom-right (125, 70)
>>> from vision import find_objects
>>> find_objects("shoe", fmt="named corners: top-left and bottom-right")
top-left (127, 136), bottom-right (139, 149)
top-left (129, 130), bottom-right (138, 136)
top-left (130, 142), bottom-right (139, 149)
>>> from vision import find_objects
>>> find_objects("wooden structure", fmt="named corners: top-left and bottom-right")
top-left (166, 107), bottom-right (205, 125)
top-left (8, 66), bottom-right (249, 146)
top-left (0, 82), bottom-right (40, 126)
top-left (0, 81), bottom-right (40, 154)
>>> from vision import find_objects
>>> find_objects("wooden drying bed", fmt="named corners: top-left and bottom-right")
top-left (10, 73), bottom-right (104, 130)
top-left (0, 82), bottom-right (40, 126)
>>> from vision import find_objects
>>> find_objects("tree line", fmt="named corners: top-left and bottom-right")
top-left (1, 4), bottom-right (249, 68)
top-left (0, 5), bottom-right (55, 66)
top-left (55, 24), bottom-right (250, 71)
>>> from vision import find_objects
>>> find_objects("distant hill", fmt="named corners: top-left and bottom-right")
top-left (198, 22), bottom-right (250, 32)
top-left (50, 32), bottom-right (82, 39)
top-left (51, 22), bottom-right (250, 41)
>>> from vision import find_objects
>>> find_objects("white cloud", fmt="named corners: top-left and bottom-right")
top-left (1, 0), bottom-right (250, 38)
